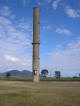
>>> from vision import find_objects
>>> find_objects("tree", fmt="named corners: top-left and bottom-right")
top-left (41, 69), bottom-right (48, 78)
top-left (6, 72), bottom-right (11, 78)
top-left (55, 71), bottom-right (61, 79)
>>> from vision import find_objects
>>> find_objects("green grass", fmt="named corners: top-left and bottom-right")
top-left (0, 81), bottom-right (80, 106)
top-left (40, 77), bottom-right (80, 81)
top-left (0, 77), bottom-right (32, 81)
top-left (0, 77), bottom-right (80, 82)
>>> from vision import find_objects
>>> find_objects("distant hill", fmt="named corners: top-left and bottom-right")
top-left (0, 70), bottom-right (32, 78)
top-left (0, 70), bottom-right (42, 78)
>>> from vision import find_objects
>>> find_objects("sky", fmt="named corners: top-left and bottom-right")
top-left (0, 0), bottom-right (80, 77)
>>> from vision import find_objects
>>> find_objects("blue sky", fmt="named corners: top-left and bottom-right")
top-left (0, 0), bottom-right (80, 77)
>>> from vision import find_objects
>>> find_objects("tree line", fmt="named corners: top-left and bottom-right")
top-left (5, 69), bottom-right (80, 79)
top-left (41, 69), bottom-right (61, 79)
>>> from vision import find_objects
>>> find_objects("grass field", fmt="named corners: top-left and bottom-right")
top-left (0, 77), bottom-right (80, 81)
top-left (0, 81), bottom-right (80, 106)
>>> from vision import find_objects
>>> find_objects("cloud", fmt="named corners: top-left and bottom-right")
top-left (10, 14), bottom-right (16, 19)
top-left (22, 0), bottom-right (30, 6)
top-left (18, 21), bottom-right (32, 32)
top-left (0, 6), bottom-right (10, 16)
top-left (0, 16), bottom-right (11, 25)
top-left (22, 0), bottom-right (26, 6)
top-left (38, 1), bottom-right (41, 5)
top-left (52, 0), bottom-right (61, 10)
top-left (37, 0), bottom-right (51, 6)
top-left (46, 0), bottom-right (52, 3)
top-left (0, 6), bottom-right (16, 20)
top-left (0, 6), bottom-right (32, 72)
top-left (55, 28), bottom-right (71, 35)
top-left (45, 38), bottom-right (80, 74)
top-left (43, 25), bottom-right (51, 30)
top-left (4, 54), bottom-right (31, 67)
top-left (4, 55), bottom-right (19, 62)
top-left (65, 6), bottom-right (80, 18)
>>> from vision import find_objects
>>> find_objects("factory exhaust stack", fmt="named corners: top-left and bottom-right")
top-left (32, 7), bottom-right (40, 82)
